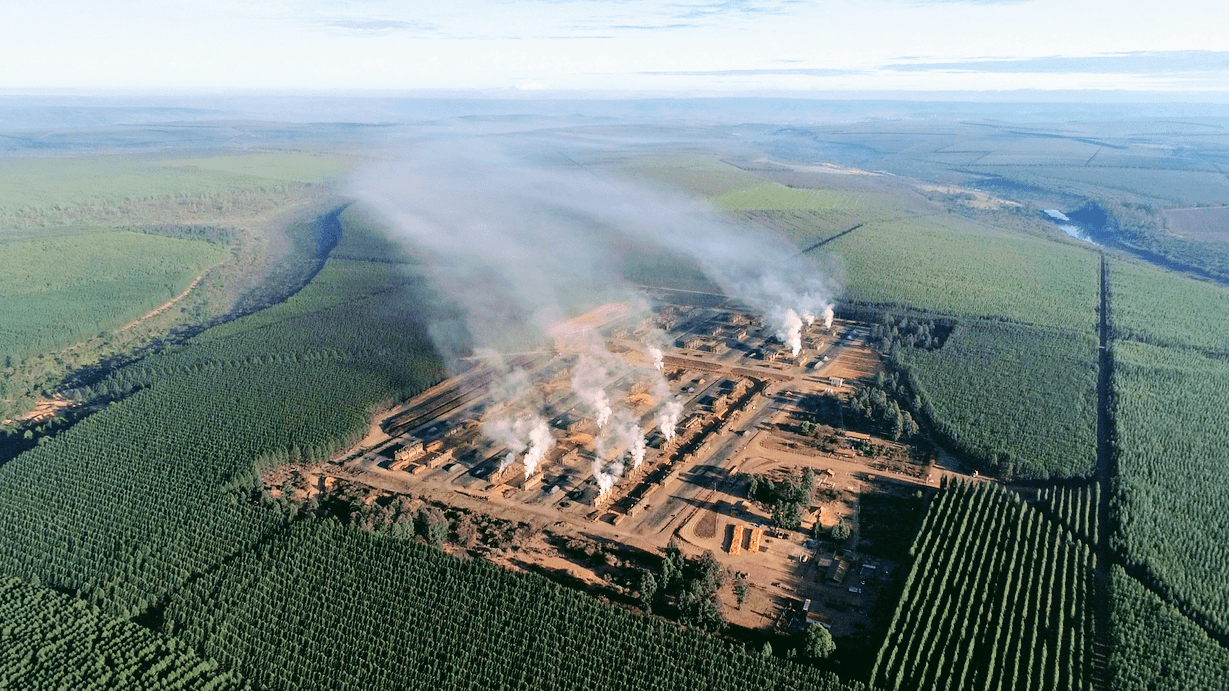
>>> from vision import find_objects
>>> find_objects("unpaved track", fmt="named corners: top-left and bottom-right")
top-left (1091, 253), bottom-right (1113, 689)
top-left (118, 257), bottom-right (229, 332)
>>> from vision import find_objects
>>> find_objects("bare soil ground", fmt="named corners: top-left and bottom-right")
top-left (1165, 206), bottom-right (1229, 243)
top-left (822, 346), bottom-right (882, 383)
top-left (10, 395), bottom-right (72, 424)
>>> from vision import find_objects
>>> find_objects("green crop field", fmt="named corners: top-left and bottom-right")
top-left (161, 152), bottom-right (353, 183)
top-left (0, 576), bottom-right (248, 690)
top-left (0, 231), bottom-right (228, 364)
top-left (898, 321), bottom-right (1097, 478)
top-left (871, 481), bottom-right (1095, 691)
top-left (1110, 259), bottom-right (1229, 350)
top-left (1111, 340), bottom-right (1229, 636)
top-left (0, 151), bottom-right (359, 422)
top-left (1108, 257), bottom-right (1229, 641)
top-left (0, 151), bottom-right (353, 224)
top-left (713, 183), bottom-right (903, 214)
top-left (619, 156), bottom-right (763, 196)
top-left (165, 519), bottom-right (866, 691)
top-left (821, 215), bottom-right (1100, 332)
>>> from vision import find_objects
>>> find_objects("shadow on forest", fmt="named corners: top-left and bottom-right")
top-left (0, 205), bottom-right (348, 470)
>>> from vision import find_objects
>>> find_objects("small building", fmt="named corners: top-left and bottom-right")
top-left (513, 471), bottom-right (543, 491)
top-left (828, 559), bottom-right (849, 584)
top-left (590, 486), bottom-right (612, 508)
top-left (394, 440), bottom-right (426, 464)
top-left (681, 336), bottom-right (704, 350)
top-left (829, 376), bottom-right (844, 387)
top-left (425, 449), bottom-right (454, 469)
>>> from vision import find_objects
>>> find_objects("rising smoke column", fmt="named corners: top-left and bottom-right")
top-left (610, 408), bottom-right (647, 471)
top-left (571, 353), bottom-right (613, 428)
top-left (591, 434), bottom-right (622, 497)
top-left (521, 417), bottom-right (554, 477)
top-left (773, 306), bottom-right (805, 356)
top-left (482, 406), bottom-right (556, 476)
top-left (649, 374), bottom-right (683, 441)
top-left (477, 351), bottom-right (555, 477)
top-left (657, 399), bottom-right (684, 441)
top-left (646, 345), bottom-right (664, 372)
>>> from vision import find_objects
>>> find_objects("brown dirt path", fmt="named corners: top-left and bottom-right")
top-left (118, 257), bottom-right (230, 332)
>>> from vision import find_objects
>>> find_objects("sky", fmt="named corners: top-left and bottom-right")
top-left (3, 0), bottom-right (1227, 95)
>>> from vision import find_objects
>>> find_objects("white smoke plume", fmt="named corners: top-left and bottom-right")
top-left (350, 138), bottom-right (837, 372)
top-left (591, 433), bottom-right (624, 496)
top-left (646, 366), bottom-right (683, 442)
top-left (657, 399), bottom-right (683, 441)
top-left (483, 415), bottom-right (555, 476)
top-left (571, 352), bottom-right (615, 428)
top-left (592, 458), bottom-right (617, 495)
top-left (522, 417), bottom-right (554, 478)
top-left (483, 417), bottom-right (531, 471)
top-left (646, 345), bottom-right (664, 372)
top-left (609, 409), bottom-right (647, 471)
top-left (478, 351), bottom-right (554, 477)
top-left (823, 304), bottom-right (835, 330)
top-left (774, 307), bottom-right (805, 356)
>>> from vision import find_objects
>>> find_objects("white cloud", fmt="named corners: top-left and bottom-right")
top-left (1, 0), bottom-right (1226, 93)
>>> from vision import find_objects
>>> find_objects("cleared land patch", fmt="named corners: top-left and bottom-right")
top-left (1165, 206), bottom-right (1229, 243)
